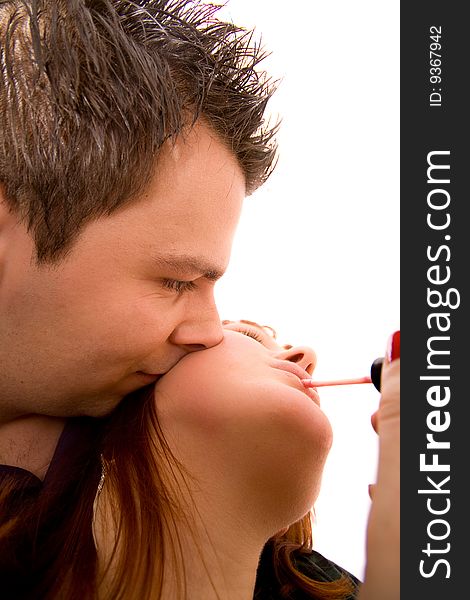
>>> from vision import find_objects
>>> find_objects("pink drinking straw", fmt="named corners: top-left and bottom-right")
top-left (301, 376), bottom-right (372, 388)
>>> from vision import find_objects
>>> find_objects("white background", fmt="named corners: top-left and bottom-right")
top-left (214, 1), bottom-right (400, 580)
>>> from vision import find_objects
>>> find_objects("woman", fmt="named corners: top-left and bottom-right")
top-left (2, 320), bottom-right (399, 599)
top-left (91, 320), bottom-right (399, 599)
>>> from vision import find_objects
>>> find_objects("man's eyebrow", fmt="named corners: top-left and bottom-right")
top-left (152, 254), bottom-right (225, 281)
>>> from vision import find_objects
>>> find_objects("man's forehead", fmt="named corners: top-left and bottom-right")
top-left (151, 253), bottom-right (225, 281)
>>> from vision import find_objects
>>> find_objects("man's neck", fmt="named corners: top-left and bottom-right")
top-left (0, 414), bottom-right (66, 479)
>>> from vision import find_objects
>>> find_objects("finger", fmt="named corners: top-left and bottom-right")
top-left (371, 410), bottom-right (378, 434)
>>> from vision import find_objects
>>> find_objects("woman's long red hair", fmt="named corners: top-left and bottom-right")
top-left (1, 388), bottom-right (357, 599)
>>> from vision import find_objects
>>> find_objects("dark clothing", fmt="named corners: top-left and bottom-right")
top-left (1, 419), bottom-right (360, 599)
top-left (1, 418), bottom-right (103, 599)
top-left (255, 541), bottom-right (360, 599)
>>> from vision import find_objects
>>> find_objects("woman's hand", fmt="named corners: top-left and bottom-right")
top-left (359, 331), bottom-right (400, 600)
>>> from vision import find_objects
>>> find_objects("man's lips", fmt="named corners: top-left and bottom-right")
top-left (136, 371), bottom-right (162, 383)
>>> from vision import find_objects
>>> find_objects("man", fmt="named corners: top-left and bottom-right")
top-left (0, 3), bottom-right (278, 592)
top-left (0, 0), bottom-right (277, 517)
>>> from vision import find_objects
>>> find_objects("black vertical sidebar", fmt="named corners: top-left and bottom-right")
top-left (401, 3), bottom-right (467, 598)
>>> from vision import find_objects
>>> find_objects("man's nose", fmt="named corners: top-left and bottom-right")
top-left (169, 296), bottom-right (223, 352)
top-left (276, 345), bottom-right (317, 376)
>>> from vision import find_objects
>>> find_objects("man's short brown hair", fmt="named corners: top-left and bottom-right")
top-left (0, 0), bottom-right (278, 262)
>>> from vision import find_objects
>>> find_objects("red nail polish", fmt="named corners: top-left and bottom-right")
top-left (387, 330), bottom-right (400, 362)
